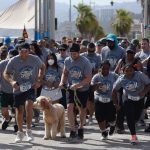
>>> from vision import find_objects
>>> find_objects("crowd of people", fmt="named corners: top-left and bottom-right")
top-left (0, 34), bottom-right (150, 145)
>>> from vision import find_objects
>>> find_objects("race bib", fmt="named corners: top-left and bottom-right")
top-left (128, 95), bottom-right (140, 101)
top-left (98, 96), bottom-right (111, 103)
top-left (20, 83), bottom-right (31, 92)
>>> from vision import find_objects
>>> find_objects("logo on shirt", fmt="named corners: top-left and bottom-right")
top-left (20, 66), bottom-right (33, 80)
top-left (45, 70), bottom-right (58, 83)
top-left (69, 66), bottom-right (82, 84)
top-left (125, 81), bottom-right (138, 92)
top-left (98, 80), bottom-right (111, 94)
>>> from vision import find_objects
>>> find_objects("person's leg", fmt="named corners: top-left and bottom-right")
top-left (95, 102), bottom-right (108, 140)
top-left (107, 102), bottom-right (116, 136)
top-left (86, 87), bottom-right (94, 124)
top-left (124, 100), bottom-right (136, 135)
top-left (15, 105), bottom-right (24, 132)
top-left (67, 103), bottom-right (75, 131)
top-left (79, 107), bottom-right (86, 128)
top-left (25, 100), bottom-right (33, 130)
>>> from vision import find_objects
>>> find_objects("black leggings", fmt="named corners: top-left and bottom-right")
top-left (124, 99), bottom-right (144, 135)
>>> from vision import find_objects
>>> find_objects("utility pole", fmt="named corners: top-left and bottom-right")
top-left (69, 0), bottom-right (72, 37)
top-left (144, 0), bottom-right (148, 37)
top-left (35, 0), bottom-right (38, 40)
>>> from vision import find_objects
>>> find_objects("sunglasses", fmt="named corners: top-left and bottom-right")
top-left (59, 49), bottom-right (66, 51)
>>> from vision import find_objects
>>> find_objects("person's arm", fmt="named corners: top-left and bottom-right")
top-left (3, 70), bottom-right (19, 90)
top-left (37, 63), bottom-right (46, 82)
top-left (112, 88), bottom-right (120, 111)
top-left (33, 63), bottom-right (46, 89)
top-left (114, 59), bottom-right (122, 74)
top-left (59, 66), bottom-right (68, 88)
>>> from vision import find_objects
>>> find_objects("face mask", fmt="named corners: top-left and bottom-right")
top-left (48, 59), bottom-right (54, 65)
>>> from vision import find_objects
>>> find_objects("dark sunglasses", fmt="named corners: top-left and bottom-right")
top-left (59, 49), bottom-right (66, 51)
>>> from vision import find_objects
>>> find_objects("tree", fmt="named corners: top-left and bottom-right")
top-left (74, 3), bottom-right (104, 40)
top-left (111, 9), bottom-right (133, 37)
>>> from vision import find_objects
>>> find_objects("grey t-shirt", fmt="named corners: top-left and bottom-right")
top-left (113, 71), bottom-right (150, 101)
top-left (43, 66), bottom-right (61, 90)
top-left (65, 56), bottom-right (92, 91)
top-left (101, 46), bottom-right (125, 71)
top-left (91, 72), bottom-right (118, 102)
top-left (81, 52), bottom-right (101, 74)
top-left (0, 59), bottom-right (13, 93)
top-left (5, 54), bottom-right (43, 94)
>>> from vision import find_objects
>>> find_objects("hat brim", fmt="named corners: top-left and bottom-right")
top-left (107, 38), bottom-right (115, 42)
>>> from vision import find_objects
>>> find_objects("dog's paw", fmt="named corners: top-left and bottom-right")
top-left (43, 136), bottom-right (51, 140)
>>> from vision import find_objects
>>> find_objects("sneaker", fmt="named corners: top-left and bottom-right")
top-left (88, 116), bottom-right (93, 125)
top-left (139, 119), bottom-right (145, 126)
top-left (144, 113), bottom-right (149, 119)
top-left (15, 131), bottom-right (25, 143)
top-left (145, 125), bottom-right (150, 133)
top-left (2, 116), bottom-right (12, 130)
top-left (130, 135), bottom-right (138, 145)
top-left (78, 128), bottom-right (84, 139)
top-left (34, 117), bottom-right (40, 124)
top-left (101, 131), bottom-right (108, 140)
top-left (109, 126), bottom-right (115, 136)
top-left (14, 124), bottom-right (18, 132)
top-left (117, 128), bottom-right (125, 134)
top-left (70, 130), bottom-right (77, 138)
top-left (26, 129), bottom-right (34, 142)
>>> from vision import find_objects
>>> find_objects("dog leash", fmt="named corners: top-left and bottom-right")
top-left (62, 86), bottom-right (82, 108)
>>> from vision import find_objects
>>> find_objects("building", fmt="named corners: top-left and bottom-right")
top-left (94, 8), bottom-right (115, 34)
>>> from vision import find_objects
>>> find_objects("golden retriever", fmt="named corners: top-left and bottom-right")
top-left (33, 96), bottom-right (66, 140)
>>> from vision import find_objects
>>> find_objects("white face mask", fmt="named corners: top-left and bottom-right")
top-left (48, 59), bottom-right (54, 65)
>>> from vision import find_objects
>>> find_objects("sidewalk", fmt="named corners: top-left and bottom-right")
top-left (0, 111), bottom-right (150, 150)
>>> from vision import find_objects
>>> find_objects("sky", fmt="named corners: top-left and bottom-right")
top-left (55, 0), bottom-right (137, 6)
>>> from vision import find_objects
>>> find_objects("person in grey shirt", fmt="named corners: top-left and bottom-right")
top-left (0, 49), bottom-right (18, 131)
top-left (57, 44), bottom-right (69, 109)
top-left (91, 60), bottom-right (118, 140)
top-left (112, 64), bottom-right (150, 145)
top-left (59, 43), bottom-right (92, 140)
top-left (4, 43), bottom-right (45, 143)
top-left (81, 42), bottom-right (101, 124)
top-left (101, 33), bottom-right (125, 71)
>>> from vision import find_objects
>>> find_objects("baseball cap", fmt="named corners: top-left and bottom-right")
top-left (70, 43), bottom-right (80, 52)
top-left (126, 44), bottom-right (136, 54)
top-left (58, 44), bottom-right (68, 50)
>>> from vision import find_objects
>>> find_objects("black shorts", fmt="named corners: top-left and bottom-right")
top-left (68, 90), bottom-right (89, 108)
top-left (14, 89), bottom-right (35, 108)
top-left (88, 86), bottom-right (94, 102)
top-left (95, 101), bottom-right (116, 123)
top-left (1, 92), bottom-right (14, 107)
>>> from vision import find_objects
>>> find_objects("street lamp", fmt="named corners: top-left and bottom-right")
top-left (110, 0), bottom-right (114, 6)
top-left (69, 0), bottom-right (71, 22)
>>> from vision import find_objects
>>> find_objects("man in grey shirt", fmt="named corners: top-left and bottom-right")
top-left (59, 43), bottom-right (92, 140)
top-left (4, 43), bottom-right (45, 143)
top-left (101, 33), bottom-right (125, 71)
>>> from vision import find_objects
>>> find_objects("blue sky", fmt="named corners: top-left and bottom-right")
top-left (0, 0), bottom-right (138, 11)
top-left (56, 0), bottom-right (137, 5)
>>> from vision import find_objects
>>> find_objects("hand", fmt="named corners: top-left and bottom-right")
top-left (70, 83), bottom-right (80, 90)
top-left (11, 81), bottom-right (20, 91)
top-left (59, 82), bottom-right (65, 89)
top-left (32, 81), bottom-right (41, 89)
top-left (138, 91), bottom-right (145, 97)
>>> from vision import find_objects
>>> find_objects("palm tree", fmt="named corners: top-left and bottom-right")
top-left (74, 3), bottom-right (104, 40)
top-left (111, 9), bottom-right (133, 37)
